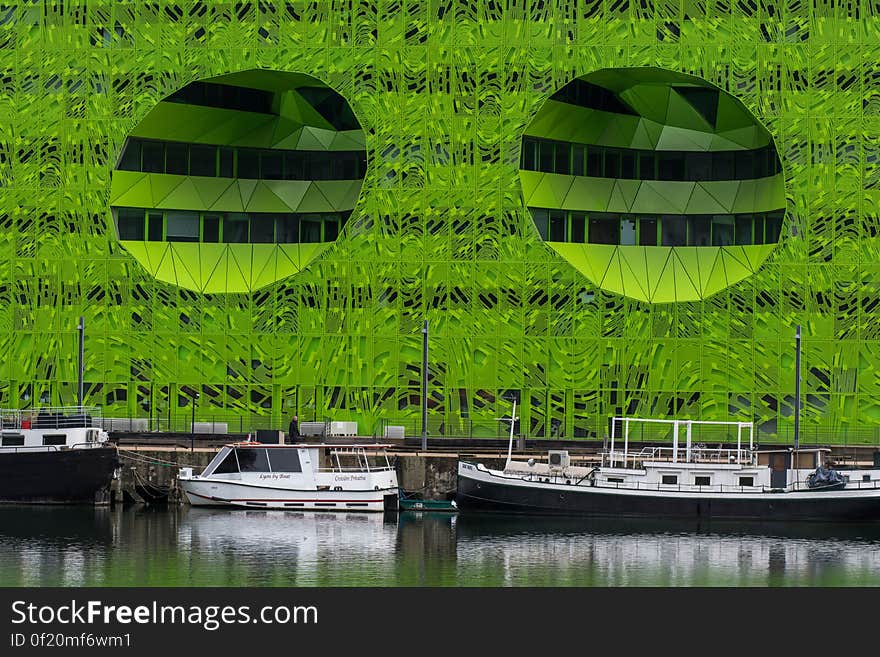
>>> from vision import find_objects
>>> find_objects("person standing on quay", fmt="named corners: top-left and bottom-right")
top-left (288, 414), bottom-right (300, 441)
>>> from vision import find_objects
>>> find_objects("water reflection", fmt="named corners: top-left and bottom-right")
top-left (0, 506), bottom-right (878, 586)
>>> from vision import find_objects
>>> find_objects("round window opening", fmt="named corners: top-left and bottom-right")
top-left (110, 69), bottom-right (367, 293)
top-left (519, 67), bottom-right (786, 303)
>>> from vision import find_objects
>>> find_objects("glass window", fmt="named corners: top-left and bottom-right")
top-left (219, 148), bottom-right (234, 178)
top-left (166, 143), bottom-right (188, 175)
top-left (620, 152), bottom-right (635, 179)
top-left (324, 217), bottom-right (340, 242)
top-left (661, 474), bottom-right (678, 485)
top-left (712, 151), bottom-right (735, 179)
top-left (211, 450), bottom-right (239, 475)
top-left (549, 211), bottom-right (566, 241)
top-left (223, 214), bottom-right (249, 243)
top-left (1, 434), bottom-right (24, 447)
top-left (620, 217), bottom-right (636, 245)
top-left (711, 215), bottom-right (734, 246)
top-left (734, 150), bottom-right (754, 180)
top-left (284, 152), bottom-right (305, 180)
top-left (538, 141), bottom-right (554, 172)
top-left (141, 141), bottom-right (165, 173)
top-left (166, 211), bottom-right (199, 242)
top-left (521, 138), bottom-right (537, 170)
top-left (586, 149), bottom-right (603, 177)
top-left (589, 215), bottom-right (618, 244)
top-left (268, 449), bottom-right (302, 473)
top-left (658, 153), bottom-right (684, 181)
top-left (148, 213), bottom-right (164, 241)
top-left (310, 153), bottom-right (332, 180)
top-left (341, 153), bottom-right (357, 180)
top-left (571, 145), bottom-right (585, 176)
top-left (688, 215), bottom-right (711, 246)
top-left (739, 476), bottom-right (754, 487)
top-left (236, 448), bottom-right (271, 472)
top-left (300, 216), bottom-right (322, 243)
top-left (735, 215), bottom-right (753, 245)
top-left (638, 217), bottom-right (657, 246)
top-left (570, 213), bottom-right (586, 243)
top-left (685, 152), bottom-right (711, 181)
top-left (638, 153), bottom-right (655, 180)
top-left (661, 215), bottom-right (687, 246)
top-left (604, 151), bottom-right (620, 179)
top-left (117, 208), bottom-right (145, 240)
top-left (189, 145), bottom-right (216, 177)
top-left (765, 212), bottom-right (784, 242)
top-left (250, 216), bottom-right (274, 243)
top-left (554, 144), bottom-right (570, 175)
top-left (237, 150), bottom-right (260, 179)
top-left (694, 476), bottom-right (711, 486)
top-left (753, 215), bottom-right (766, 244)
top-left (531, 208), bottom-right (549, 240)
top-left (203, 215), bottom-right (220, 243)
top-left (261, 151), bottom-right (283, 179)
top-left (276, 215), bottom-right (299, 243)
top-left (118, 140), bottom-right (141, 171)
top-left (42, 434), bottom-right (66, 446)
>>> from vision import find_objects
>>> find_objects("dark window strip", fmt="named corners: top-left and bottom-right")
top-left (528, 207), bottom-right (785, 247)
top-left (165, 80), bottom-right (274, 114)
top-left (117, 137), bottom-right (367, 181)
top-left (520, 136), bottom-right (782, 182)
top-left (114, 207), bottom-right (351, 245)
top-left (549, 79), bottom-right (639, 116)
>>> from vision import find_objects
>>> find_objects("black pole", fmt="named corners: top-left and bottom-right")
top-left (421, 320), bottom-right (428, 451)
top-left (77, 316), bottom-right (85, 411)
top-left (191, 392), bottom-right (198, 451)
top-left (794, 324), bottom-right (801, 450)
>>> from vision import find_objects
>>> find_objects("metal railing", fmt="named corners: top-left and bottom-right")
top-left (0, 407), bottom-right (102, 431)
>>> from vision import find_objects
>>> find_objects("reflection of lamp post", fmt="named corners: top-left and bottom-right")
top-left (190, 392), bottom-right (199, 452)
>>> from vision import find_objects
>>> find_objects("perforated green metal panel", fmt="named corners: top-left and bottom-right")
top-left (0, 2), bottom-right (877, 442)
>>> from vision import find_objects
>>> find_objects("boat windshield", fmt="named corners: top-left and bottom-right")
top-left (203, 447), bottom-right (304, 476)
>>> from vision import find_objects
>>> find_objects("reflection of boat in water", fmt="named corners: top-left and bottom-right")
top-left (457, 417), bottom-right (880, 522)
top-left (0, 407), bottom-right (119, 504)
top-left (179, 443), bottom-right (398, 512)
top-left (178, 507), bottom-right (398, 559)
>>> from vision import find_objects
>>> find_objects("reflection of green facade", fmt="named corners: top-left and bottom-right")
top-left (0, 5), bottom-right (875, 442)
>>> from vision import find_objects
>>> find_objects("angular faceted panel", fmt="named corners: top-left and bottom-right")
top-left (110, 70), bottom-right (367, 294)
top-left (520, 68), bottom-right (787, 304)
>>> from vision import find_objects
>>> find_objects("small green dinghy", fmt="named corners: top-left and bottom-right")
top-left (398, 489), bottom-right (458, 512)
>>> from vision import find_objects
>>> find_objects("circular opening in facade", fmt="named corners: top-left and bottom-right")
top-left (110, 69), bottom-right (367, 293)
top-left (519, 67), bottom-right (786, 303)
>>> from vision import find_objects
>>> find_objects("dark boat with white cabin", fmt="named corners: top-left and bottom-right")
top-left (179, 442), bottom-right (399, 512)
top-left (456, 417), bottom-right (880, 522)
top-left (0, 407), bottom-right (119, 504)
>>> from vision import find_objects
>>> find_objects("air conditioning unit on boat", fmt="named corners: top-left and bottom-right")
top-left (548, 450), bottom-right (570, 472)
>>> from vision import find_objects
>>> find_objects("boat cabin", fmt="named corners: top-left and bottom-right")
top-left (0, 407), bottom-right (108, 453)
top-left (197, 443), bottom-right (395, 480)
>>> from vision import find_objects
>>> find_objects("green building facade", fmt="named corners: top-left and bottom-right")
top-left (1, 2), bottom-right (878, 442)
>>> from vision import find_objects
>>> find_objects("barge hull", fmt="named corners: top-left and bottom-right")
top-left (0, 448), bottom-right (119, 504)
top-left (456, 472), bottom-right (880, 522)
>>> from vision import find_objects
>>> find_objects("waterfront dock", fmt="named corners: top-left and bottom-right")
top-left (110, 437), bottom-right (880, 507)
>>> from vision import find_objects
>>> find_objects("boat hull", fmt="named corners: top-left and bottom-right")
top-left (0, 447), bottom-right (119, 504)
top-left (456, 465), bottom-right (880, 522)
top-left (180, 478), bottom-right (398, 512)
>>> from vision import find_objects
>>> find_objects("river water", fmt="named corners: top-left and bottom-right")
top-left (1, 507), bottom-right (879, 586)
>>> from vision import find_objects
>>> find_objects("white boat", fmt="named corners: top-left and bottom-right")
top-left (0, 406), bottom-right (119, 504)
top-left (456, 417), bottom-right (880, 522)
top-left (178, 442), bottom-right (399, 512)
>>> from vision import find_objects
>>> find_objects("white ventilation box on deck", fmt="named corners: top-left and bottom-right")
top-left (329, 421), bottom-right (358, 437)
